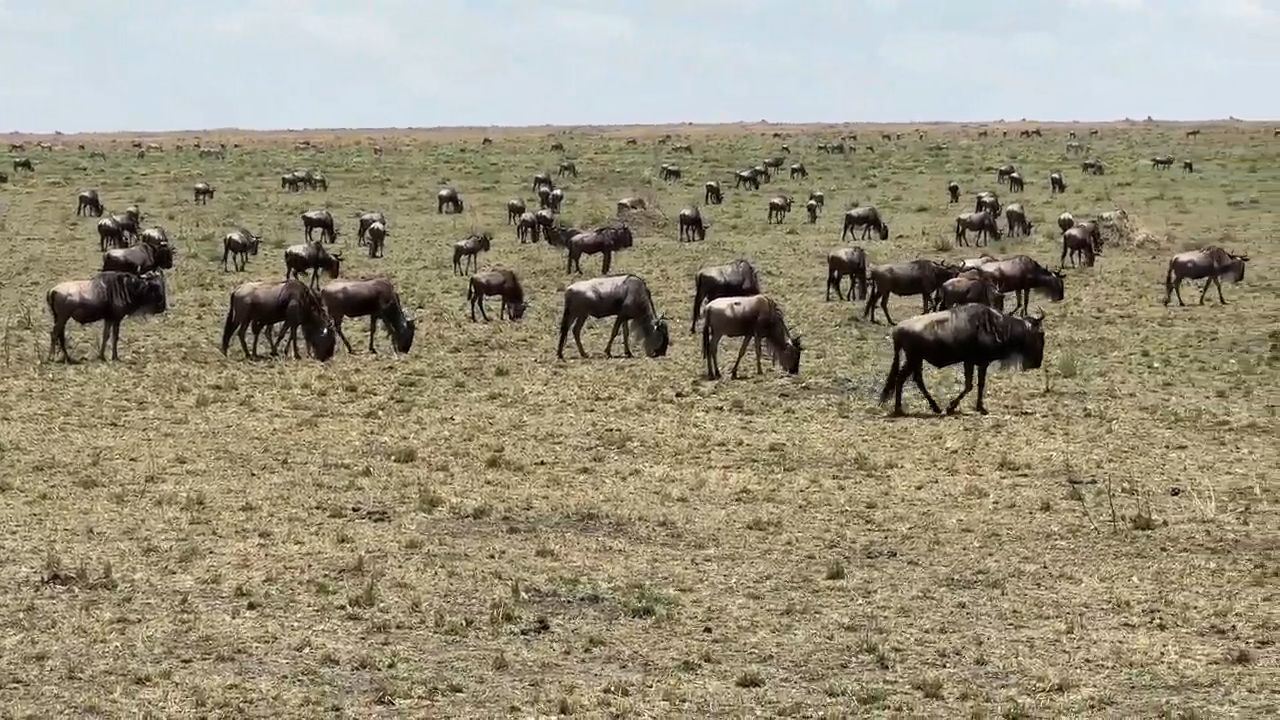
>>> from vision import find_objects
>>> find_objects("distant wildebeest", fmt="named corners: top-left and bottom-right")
top-left (302, 209), bottom-right (337, 243)
top-left (566, 224), bottom-right (633, 275)
top-left (97, 216), bottom-right (135, 250)
top-left (8, 142), bottom-right (23, 151)
top-left (222, 228), bottom-right (261, 272)
top-left (1004, 203), bottom-right (1032, 237)
top-left (534, 208), bottom-right (557, 238)
top-left (701, 295), bottom-right (803, 380)
top-left (365, 221), bottom-right (388, 258)
top-left (809, 190), bottom-right (824, 209)
top-left (617, 197), bottom-right (647, 213)
top-left (372, 145), bottom-right (383, 157)
top-left (954, 210), bottom-right (1000, 247)
top-left (1066, 141), bottom-right (1083, 155)
top-left (1007, 172), bottom-right (1025, 193)
top-left (689, 259), bottom-right (762, 333)
top-left (948, 181), bottom-right (960, 204)
top-left (547, 188), bottom-right (565, 212)
top-left (558, 161), bottom-right (578, 178)
top-left (12, 157), bottom-right (34, 172)
top-left (468, 269), bottom-right (528, 322)
top-left (1164, 246), bottom-right (1249, 306)
top-left (320, 278), bottom-right (415, 354)
top-left (221, 279), bottom-right (336, 361)
top-left (672, 143), bottom-right (693, 154)
top-left (284, 241), bottom-right (342, 288)
top-left (806, 199), bottom-right (819, 224)
top-left (734, 169), bottom-right (761, 190)
top-left (482, 137), bottom-right (494, 146)
top-left (977, 129), bottom-right (989, 138)
top-left (46, 271), bottom-right (167, 363)
top-left (131, 140), bottom-right (143, 149)
top-left (138, 226), bottom-right (170, 248)
top-left (1185, 129), bottom-right (1201, 139)
top-left (789, 163), bottom-right (807, 179)
top-left (1, 171), bottom-right (10, 183)
top-left (1089, 129), bottom-right (1100, 137)
top-left (863, 260), bottom-right (959, 324)
top-left (536, 184), bottom-right (553, 209)
top-left (1057, 212), bottom-right (1075, 233)
top-left (753, 164), bottom-right (771, 183)
top-left (452, 232), bottom-right (491, 275)
top-left (550, 140), bottom-right (565, 152)
top-left (1081, 159), bottom-right (1105, 175)
top-left (625, 137), bottom-right (638, 145)
top-left (780, 143), bottom-right (790, 154)
top-left (357, 211), bottom-right (387, 246)
top-left (89, 150), bottom-right (107, 160)
top-left (1182, 160), bottom-right (1194, 173)
top-left (1151, 155), bottom-right (1175, 170)
top-left (935, 273), bottom-right (1005, 311)
top-left (145, 143), bottom-right (162, 153)
top-left (705, 181), bottom-right (723, 205)
top-left (199, 146), bottom-right (225, 160)
top-left (437, 187), bottom-right (464, 214)
top-left (880, 132), bottom-right (893, 142)
top-left (1061, 226), bottom-right (1100, 268)
top-left (879, 304), bottom-right (1045, 416)
top-left (557, 274), bottom-right (669, 360)
top-left (826, 246), bottom-right (867, 301)
top-left (842, 206), bottom-right (890, 241)
top-left (102, 241), bottom-right (174, 276)
top-left (679, 207), bottom-right (707, 242)
top-left (193, 182), bottom-right (215, 204)
top-left (975, 191), bottom-right (1002, 218)
top-left (996, 164), bottom-right (1017, 185)
top-left (76, 189), bottom-right (103, 217)
top-left (1067, 130), bottom-right (1077, 140)
top-left (281, 171), bottom-right (305, 191)
top-left (975, 255), bottom-right (1064, 315)
top-left (516, 211), bottom-right (539, 243)
top-left (507, 199), bottom-right (527, 224)
top-left (1049, 172), bottom-right (1066, 194)
top-left (531, 172), bottom-right (553, 191)
top-left (767, 196), bottom-right (793, 224)
top-left (660, 164), bottom-right (682, 182)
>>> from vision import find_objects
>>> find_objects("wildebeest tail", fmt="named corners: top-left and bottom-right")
top-left (879, 338), bottom-right (901, 404)
top-left (690, 279), bottom-right (704, 333)
top-left (466, 277), bottom-right (475, 302)
top-left (700, 313), bottom-right (711, 360)
top-left (220, 296), bottom-right (237, 355)
top-left (1164, 261), bottom-right (1176, 295)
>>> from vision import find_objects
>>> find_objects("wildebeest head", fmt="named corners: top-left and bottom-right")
top-left (326, 252), bottom-right (343, 279)
top-left (1046, 271), bottom-right (1066, 301)
top-left (877, 222), bottom-right (890, 240)
top-left (308, 323), bottom-right (337, 361)
top-left (477, 233), bottom-right (492, 251)
top-left (385, 306), bottom-right (417, 354)
top-left (1227, 252), bottom-right (1249, 282)
top-left (508, 300), bottom-right (530, 321)
top-left (154, 243), bottom-right (175, 270)
top-left (643, 316), bottom-right (670, 358)
top-left (781, 334), bottom-right (804, 375)
top-left (1008, 310), bottom-right (1046, 371)
top-left (248, 235), bottom-right (262, 255)
top-left (133, 272), bottom-right (168, 315)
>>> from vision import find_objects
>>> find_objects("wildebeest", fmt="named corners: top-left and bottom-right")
top-left (734, 169), bottom-right (761, 190)
top-left (809, 190), bottom-right (824, 209)
top-left (284, 241), bottom-right (342, 288)
top-left (97, 215), bottom-right (138, 250)
top-left (437, 187), bottom-right (464, 214)
top-left (863, 260), bottom-right (959, 324)
top-left (137, 226), bottom-right (170, 248)
top-left (1057, 212), bottom-right (1075, 233)
top-left (806, 199), bottom-right (819, 224)
top-left (975, 191), bottom-right (1002, 218)
top-left (102, 242), bottom-right (174, 275)
top-left (704, 181), bottom-right (723, 205)
top-left (547, 188), bottom-right (565, 212)
top-left (753, 164), bottom-right (771, 183)
top-left (2, 171), bottom-right (10, 183)
top-left (550, 141), bottom-right (565, 152)
top-left (357, 211), bottom-right (387, 246)
top-left (365, 221), bottom-right (388, 258)
top-left (557, 274), bottom-right (669, 360)
top-left (467, 269), bottom-right (528, 322)
top-left (1081, 159), bottom-right (1105, 175)
top-left (1061, 226), bottom-right (1099, 267)
top-left (46, 271), bottom-right (167, 363)
top-left (531, 172), bottom-right (553, 191)
top-left (516, 211), bottom-right (539, 243)
top-left (220, 279), bottom-right (336, 361)
top-left (660, 163), bottom-right (682, 182)
top-left (1182, 160), bottom-right (1194, 173)
top-left (76, 189), bottom-right (103, 217)
top-left (1049, 172), bottom-right (1066, 194)
top-left (222, 228), bottom-right (261, 272)
top-left (842, 206), bottom-right (890, 241)
top-left (948, 181), bottom-right (960, 204)
top-left (1066, 141), bottom-right (1083, 155)
top-left (558, 161), bottom-right (578, 178)
top-left (767, 196), bottom-right (793, 224)
top-left (701, 295), bottom-right (803, 380)
top-left (976, 255), bottom-right (1064, 315)
top-left (309, 172), bottom-right (328, 191)
top-left (566, 224), bottom-right (632, 274)
top-left (1151, 155), bottom-right (1175, 170)
top-left (199, 146), bottom-right (225, 160)
top-left (678, 207), bottom-right (707, 242)
top-left (1005, 203), bottom-right (1032, 237)
top-left (320, 278), bottom-right (415, 354)
top-left (960, 254), bottom-right (999, 270)
top-left (763, 156), bottom-right (785, 175)
top-left (302, 209), bottom-right (337, 243)
top-left (1008, 172), bottom-right (1025, 193)
top-left (996, 164), bottom-right (1017, 185)
top-left (1186, 129), bottom-right (1201, 139)
top-left (936, 274), bottom-right (1005, 311)
top-left (617, 197), bottom-right (647, 213)
top-left (8, 142), bottom-right (23, 151)
top-left (482, 137), bottom-right (494, 146)
top-left (879, 304), bottom-right (1045, 416)
top-left (826, 246), bottom-right (867, 301)
top-left (536, 184), bottom-right (553, 209)
top-left (193, 182), bottom-right (215, 204)
top-left (954, 211), bottom-right (1000, 247)
top-left (12, 158), bottom-right (34, 172)
top-left (789, 163), bottom-right (807, 179)
top-left (507, 199), bottom-right (527, 224)
top-left (689, 259), bottom-right (762, 333)
top-left (88, 150), bottom-right (107, 161)
top-left (452, 232), bottom-right (491, 275)
top-left (672, 143), bottom-right (693, 154)
top-left (1163, 246), bottom-right (1248, 306)
top-left (534, 208), bottom-right (557, 238)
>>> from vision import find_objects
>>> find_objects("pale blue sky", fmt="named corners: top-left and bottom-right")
top-left (3, 0), bottom-right (1278, 133)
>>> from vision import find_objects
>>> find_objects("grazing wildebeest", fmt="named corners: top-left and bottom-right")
top-left (1005, 203), bottom-right (1032, 237)
top-left (558, 161), bottom-right (578, 178)
top-left (625, 137), bottom-right (638, 145)
top-left (13, 158), bottom-right (34, 172)
top-left (705, 181), bottom-right (723, 205)
top-left (452, 232), bottom-right (491, 275)
top-left (547, 188), bottom-right (565, 212)
top-left (660, 164), bottom-right (682, 182)
top-left (617, 197), bottom-right (646, 213)
top-left (437, 187), bottom-right (464, 214)
top-left (954, 211), bottom-right (1001, 247)
top-left (507, 199), bottom-right (526, 224)
top-left (1057, 212), bottom-right (1076, 233)
top-left (365, 220), bottom-right (388, 258)
top-left (516, 211), bottom-right (539, 243)
top-left (543, 224), bottom-right (582, 249)
top-left (302, 209), bottom-right (337, 243)
top-left (842, 206), bottom-right (890, 241)
top-left (320, 278), bottom-right (416, 354)
top-left (309, 173), bottom-right (328, 191)
top-left (789, 163), bottom-right (807, 179)
top-left (357, 211), bottom-right (387, 246)
top-left (780, 143), bottom-right (790, 153)
top-left (1061, 226), bottom-right (1099, 268)
top-left (46, 271), bottom-right (167, 363)
top-left (996, 164), bottom-right (1017, 185)
top-left (734, 169), bottom-right (761, 190)
top-left (763, 157), bottom-right (785, 176)
top-left (948, 181), bottom-right (960, 204)
top-left (1164, 247), bottom-right (1248, 306)
top-left (138, 226), bottom-right (170, 247)
top-left (1082, 159), bottom-right (1105, 175)
top-left (701, 295), bottom-right (803, 380)
top-left (531, 172), bottom-right (553, 191)
top-left (936, 274), bottom-right (1005, 311)
top-left (879, 304), bottom-right (1045, 416)
top-left (1151, 155), bottom-right (1174, 170)
top-left (76, 189), bottom-right (103, 216)
top-left (678, 207), bottom-right (707, 242)
top-left (975, 191), bottom-right (1002, 218)
top-left (102, 242), bottom-right (174, 275)
top-left (767, 196), bottom-right (793, 224)
top-left (221, 279), bottom-right (336, 361)
top-left (566, 224), bottom-right (633, 274)
top-left (536, 184), bottom-right (553, 209)
top-left (1049, 172), bottom-right (1066, 194)
top-left (806, 199), bottom-right (819, 224)
top-left (690, 259), bottom-right (762, 333)
top-left (222, 228), bottom-right (261, 272)
top-left (976, 255), bottom-right (1064, 315)
top-left (863, 260), bottom-right (959, 324)
top-left (193, 182), bottom-right (215, 204)
top-left (557, 274), bottom-right (669, 360)
top-left (467, 269), bottom-right (528, 322)
top-left (1182, 160), bottom-right (1194, 173)
top-left (482, 137), bottom-right (494, 145)
top-left (808, 190), bottom-right (825, 209)
top-left (826, 246), bottom-right (867, 301)
top-left (284, 241), bottom-right (342, 288)
top-left (1007, 172), bottom-right (1025, 193)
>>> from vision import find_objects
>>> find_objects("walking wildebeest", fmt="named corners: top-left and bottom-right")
top-left (1061, 226), bottom-right (1099, 267)
top-left (97, 216), bottom-right (136, 250)
top-left (863, 260), bottom-right (959, 324)
top-left (767, 196), bottom-right (793, 224)
top-left (536, 185), bottom-right (553, 209)
top-left (679, 207), bottom-right (707, 242)
top-left (1151, 155), bottom-right (1174, 170)
top-left (357, 211), bottom-right (387, 246)
top-left (222, 228), bottom-right (261, 272)
top-left (954, 211), bottom-right (1000, 247)
top-left (1049, 172), bottom-right (1066, 194)
top-left (879, 304), bottom-right (1045, 416)
top-left (1163, 246), bottom-right (1248, 306)
top-left (701, 295), bottom-right (803, 380)
top-left (516, 211), bottom-right (539, 243)
top-left (566, 224), bottom-right (632, 274)
top-left (320, 278), bottom-right (416, 354)
top-left (284, 241), bottom-right (342, 288)
top-left (842, 206), bottom-right (890, 241)
top-left (1182, 160), bottom-right (1194, 173)
top-left (302, 209), bottom-right (337, 243)
top-left (365, 221), bottom-right (388, 258)
top-left (806, 199), bottom-right (819, 224)
top-left (557, 274), bottom-right (669, 360)
top-left (534, 209), bottom-right (557, 239)
top-left (936, 274), bottom-right (1005, 311)
top-left (753, 165), bottom-right (771, 183)
top-left (690, 259), bottom-right (762, 333)
top-left (1057, 212), bottom-right (1075, 233)
top-left (763, 157), bottom-right (785, 175)
top-left (1081, 159), bottom-right (1105, 175)
top-left (705, 181), bottom-right (723, 205)
top-left (452, 232), bottom-right (491, 275)
top-left (76, 189), bottom-right (103, 217)
top-left (617, 197), bottom-right (647, 213)
top-left (948, 181), bottom-right (960, 204)
top-left (1007, 172), bottom-right (1025, 193)
top-left (789, 163), bottom-right (807, 179)
top-left (102, 242), bottom-right (174, 275)
top-left (547, 188), bottom-right (565, 212)
top-left (996, 164), bottom-right (1017, 185)
top-left (976, 255), bottom-right (1064, 315)
top-left (467, 269), bottom-right (528, 322)
top-left (1186, 129), bottom-right (1201, 139)
top-left (220, 279), bottom-right (336, 361)
top-left (193, 182), bottom-right (215, 204)
top-left (46, 271), bottom-right (167, 363)
top-left (976, 191), bottom-right (1002, 218)
top-left (507, 199), bottom-right (527, 224)
top-left (437, 187), bottom-right (464, 214)
top-left (826, 247), bottom-right (868, 301)
top-left (558, 161), bottom-right (578, 178)
top-left (809, 190), bottom-right (825, 209)
top-left (12, 158), bottom-right (34, 172)
top-left (1005, 203), bottom-right (1032, 237)
top-left (531, 172), bottom-right (553, 191)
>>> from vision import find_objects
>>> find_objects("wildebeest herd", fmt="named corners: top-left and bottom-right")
top-left (19, 125), bottom-right (1254, 417)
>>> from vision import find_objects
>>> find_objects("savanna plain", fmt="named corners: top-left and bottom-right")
top-left (0, 121), bottom-right (1277, 718)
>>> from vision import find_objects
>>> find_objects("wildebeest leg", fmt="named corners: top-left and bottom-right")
top-left (729, 336), bottom-right (752, 379)
top-left (51, 320), bottom-right (73, 363)
top-left (1171, 277), bottom-right (1185, 306)
top-left (96, 321), bottom-right (112, 361)
top-left (478, 296), bottom-right (491, 322)
top-left (921, 292), bottom-right (932, 315)
top-left (879, 293), bottom-right (894, 325)
top-left (1213, 276), bottom-right (1227, 304)
top-left (947, 362), bottom-right (974, 414)
top-left (601, 251), bottom-right (612, 275)
top-left (909, 359), bottom-right (942, 414)
top-left (332, 317), bottom-right (354, 354)
top-left (604, 317), bottom-right (624, 358)
top-left (222, 245), bottom-right (230, 271)
top-left (863, 288), bottom-right (879, 322)
top-left (974, 364), bottom-right (990, 414)
top-left (1060, 241), bottom-right (1069, 268)
top-left (1197, 278), bottom-right (1213, 305)
top-left (754, 335), bottom-right (765, 375)
top-left (621, 322), bottom-right (633, 358)
top-left (109, 320), bottom-right (122, 361)
top-left (826, 270), bottom-right (838, 301)
top-left (572, 316), bottom-right (588, 358)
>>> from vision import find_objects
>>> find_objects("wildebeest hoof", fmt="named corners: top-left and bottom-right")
top-left (977, 407), bottom-right (989, 415)
top-left (946, 406), bottom-right (960, 415)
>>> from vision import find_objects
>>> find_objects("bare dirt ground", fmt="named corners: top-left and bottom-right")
top-left (0, 121), bottom-right (1277, 718)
